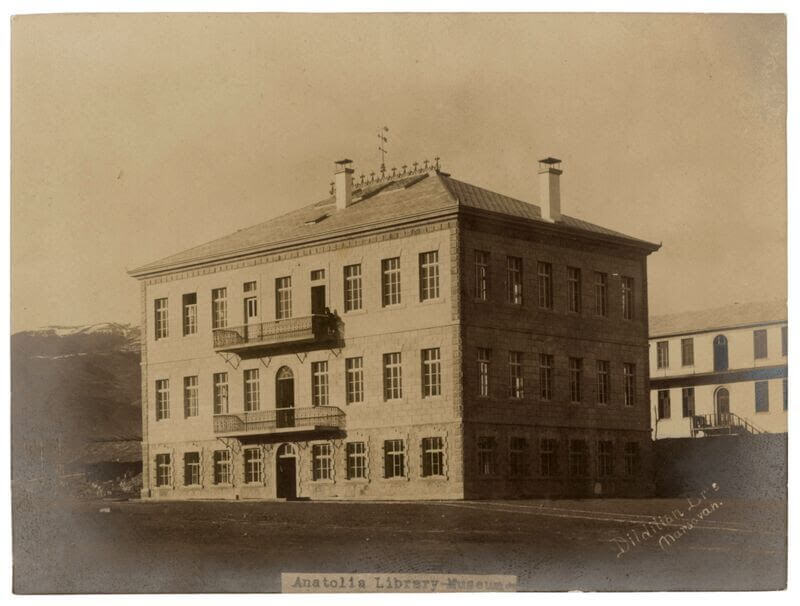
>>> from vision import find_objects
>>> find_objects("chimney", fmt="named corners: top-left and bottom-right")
top-left (334, 159), bottom-right (354, 209)
top-left (538, 157), bottom-right (562, 222)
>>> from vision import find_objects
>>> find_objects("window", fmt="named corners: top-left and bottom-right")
top-left (537, 261), bottom-right (553, 309)
top-left (477, 348), bottom-right (490, 397)
top-left (275, 276), bottom-right (292, 320)
top-left (155, 379), bottom-right (170, 420)
top-left (421, 437), bottom-right (444, 477)
top-left (594, 272), bottom-right (608, 316)
top-left (681, 338), bottom-right (694, 366)
top-left (419, 251), bottom-right (440, 301)
top-left (312, 443), bottom-right (333, 481)
top-left (656, 341), bottom-right (669, 369)
top-left (155, 453), bottom-right (171, 487)
top-left (345, 357), bottom-right (364, 404)
top-left (311, 361), bottom-right (329, 407)
top-left (682, 387), bottom-right (695, 418)
top-left (783, 379), bottom-right (788, 411)
top-left (244, 369), bottom-right (260, 412)
top-left (596, 360), bottom-right (610, 404)
top-left (509, 351), bottom-right (524, 399)
top-left (540, 354), bottom-right (554, 401)
top-left (509, 437), bottom-right (528, 477)
top-left (754, 329), bottom-right (768, 359)
top-left (384, 439), bottom-right (405, 478)
top-left (213, 372), bottom-right (229, 415)
top-left (343, 264), bottom-right (363, 312)
top-left (477, 436), bottom-right (497, 476)
top-left (182, 293), bottom-right (197, 336)
top-left (421, 348), bottom-right (442, 397)
top-left (567, 267), bottom-right (581, 313)
top-left (621, 277), bottom-right (635, 320)
top-left (381, 257), bottom-right (401, 306)
top-left (211, 288), bottom-right (227, 330)
top-left (243, 280), bottom-right (257, 293)
top-left (597, 440), bottom-right (613, 477)
top-left (346, 442), bottom-right (367, 479)
top-left (383, 352), bottom-right (403, 400)
top-left (244, 448), bottom-right (263, 484)
top-left (183, 376), bottom-right (199, 418)
top-left (782, 326), bottom-right (788, 356)
top-left (569, 357), bottom-right (582, 403)
top-left (755, 381), bottom-right (769, 412)
top-left (713, 335), bottom-right (729, 371)
top-left (154, 298), bottom-right (169, 340)
top-left (213, 450), bottom-right (232, 484)
top-left (540, 438), bottom-right (559, 477)
top-left (657, 390), bottom-right (671, 419)
top-left (183, 452), bottom-right (200, 486)
top-left (623, 363), bottom-right (636, 407)
top-left (310, 269), bottom-right (326, 281)
top-left (568, 440), bottom-right (588, 476)
top-left (507, 256), bottom-right (523, 304)
top-left (624, 442), bottom-right (640, 476)
top-left (474, 250), bottom-right (490, 300)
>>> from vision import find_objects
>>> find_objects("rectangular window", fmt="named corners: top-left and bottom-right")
top-left (244, 448), bottom-right (263, 484)
top-left (182, 293), bottom-right (197, 336)
top-left (657, 389), bottom-right (671, 419)
top-left (783, 379), bottom-right (788, 411)
top-left (275, 276), bottom-right (292, 320)
top-left (569, 439), bottom-right (588, 476)
top-left (213, 450), bottom-right (232, 485)
top-left (569, 357), bottom-right (582, 403)
top-left (537, 261), bottom-right (553, 309)
top-left (509, 437), bottom-right (528, 477)
top-left (782, 325), bottom-right (788, 356)
top-left (656, 341), bottom-right (669, 369)
top-left (343, 264), bottom-right (363, 312)
top-left (567, 267), bottom-right (581, 313)
top-left (623, 363), bottom-right (636, 407)
top-left (155, 453), bottom-right (171, 487)
top-left (311, 361), bottom-right (329, 407)
top-left (624, 442), bottom-right (640, 476)
top-left (596, 360), bottom-right (610, 405)
top-left (310, 269), bottom-right (325, 281)
top-left (597, 440), bottom-right (614, 477)
top-left (507, 256), bottom-right (523, 304)
top-left (183, 452), bottom-right (200, 486)
top-left (474, 250), bottom-right (490, 300)
top-left (243, 280), bottom-right (257, 293)
top-left (540, 438), bottom-right (559, 477)
top-left (312, 443), bottom-right (333, 481)
top-left (421, 436), bottom-right (444, 477)
top-left (477, 436), bottom-right (497, 476)
top-left (682, 387), bottom-right (695, 418)
top-left (183, 376), bottom-right (199, 418)
top-left (155, 379), bottom-right (170, 421)
top-left (594, 272), bottom-right (608, 316)
top-left (422, 348), bottom-right (442, 397)
top-left (384, 439), bottom-right (405, 478)
top-left (211, 288), bottom-right (228, 330)
top-left (381, 257), bottom-right (401, 306)
top-left (345, 357), bottom-right (364, 404)
top-left (419, 251), bottom-right (440, 301)
top-left (539, 354), bottom-right (554, 401)
top-left (621, 276), bottom-right (635, 320)
top-left (509, 351), bottom-right (524, 399)
top-left (244, 369), bottom-right (260, 412)
top-left (754, 329), bottom-right (768, 359)
top-left (213, 372), bottom-right (229, 415)
top-left (346, 442), bottom-right (367, 479)
top-left (477, 348), bottom-right (490, 397)
top-left (755, 381), bottom-right (769, 412)
top-left (383, 352), bottom-right (403, 400)
top-left (154, 298), bottom-right (169, 340)
top-left (681, 338), bottom-right (694, 366)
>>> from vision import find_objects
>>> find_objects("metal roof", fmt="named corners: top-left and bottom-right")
top-left (650, 300), bottom-right (787, 337)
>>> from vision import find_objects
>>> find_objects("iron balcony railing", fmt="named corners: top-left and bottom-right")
top-left (691, 412), bottom-right (764, 436)
top-left (212, 314), bottom-right (338, 351)
top-left (213, 406), bottom-right (346, 436)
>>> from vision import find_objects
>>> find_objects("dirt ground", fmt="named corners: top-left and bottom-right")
top-left (12, 490), bottom-right (786, 594)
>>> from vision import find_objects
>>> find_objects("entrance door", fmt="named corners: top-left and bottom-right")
top-left (715, 387), bottom-right (730, 424)
top-left (276, 366), bottom-right (295, 428)
top-left (244, 296), bottom-right (259, 341)
top-left (311, 285), bottom-right (326, 315)
top-left (276, 443), bottom-right (297, 499)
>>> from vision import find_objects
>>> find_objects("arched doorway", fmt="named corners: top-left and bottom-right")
top-left (713, 335), bottom-right (729, 372)
top-left (276, 443), bottom-right (297, 499)
top-left (276, 366), bottom-right (295, 428)
top-left (715, 387), bottom-right (730, 423)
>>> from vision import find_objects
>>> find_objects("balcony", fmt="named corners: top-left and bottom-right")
top-left (213, 314), bottom-right (339, 357)
top-left (213, 406), bottom-right (346, 440)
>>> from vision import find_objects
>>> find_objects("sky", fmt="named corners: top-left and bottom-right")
top-left (10, 13), bottom-right (786, 332)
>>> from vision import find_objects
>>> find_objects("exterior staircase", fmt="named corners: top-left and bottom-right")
top-left (690, 412), bottom-right (765, 437)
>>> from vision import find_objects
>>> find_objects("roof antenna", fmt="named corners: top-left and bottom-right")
top-left (377, 126), bottom-right (389, 177)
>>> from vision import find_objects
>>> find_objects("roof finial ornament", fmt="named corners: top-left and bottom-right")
top-left (434, 156), bottom-right (440, 171)
top-left (412, 161), bottom-right (418, 171)
top-left (377, 126), bottom-right (389, 176)
top-left (329, 181), bottom-right (335, 195)
top-left (423, 159), bottom-right (429, 170)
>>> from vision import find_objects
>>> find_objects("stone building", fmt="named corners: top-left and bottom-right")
top-left (129, 156), bottom-right (660, 500)
top-left (649, 300), bottom-right (787, 439)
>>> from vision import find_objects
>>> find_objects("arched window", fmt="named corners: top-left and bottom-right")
top-left (713, 335), bottom-right (728, 372)
top-left (276, 367), bottom-right (295, 428)
top-left (715, 387), bottom-right (730, 419)
top-left (277, 443), bottom-right (296, 458)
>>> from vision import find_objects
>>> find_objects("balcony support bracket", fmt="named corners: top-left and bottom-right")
top-left (258, 356), bottom-right (272, 369)
top-left (218, 351), bottom-right (241, 370)
top-left (294, 352), bottom-right (307, 364)
top-left (217, 436), bottom-right (242, 454)
top-left (329, 347), bottom-right (342, 357)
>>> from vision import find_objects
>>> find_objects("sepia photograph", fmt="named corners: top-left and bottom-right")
top-left (7, 8), bottom-right (789, 595)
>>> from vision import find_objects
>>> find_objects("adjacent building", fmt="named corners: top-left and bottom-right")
top-left (129, 156), bottom-right (660, 500)
top-left (649, 300), bottom-right (788, 439)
